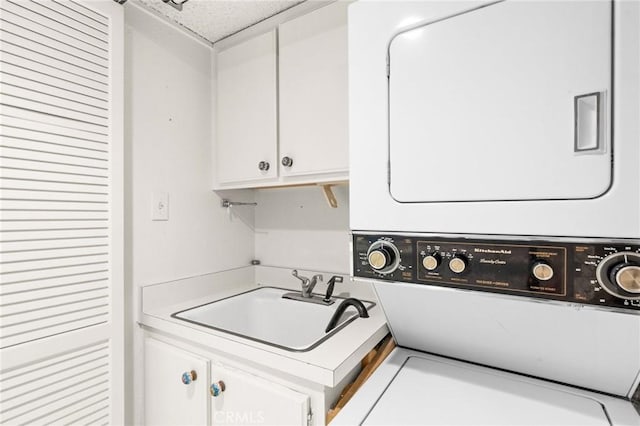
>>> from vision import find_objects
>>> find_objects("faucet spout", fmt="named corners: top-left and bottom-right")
top-left (325, 298), bottom-right (369, 333)
top-left (305, 274), bottom-right (323, 298)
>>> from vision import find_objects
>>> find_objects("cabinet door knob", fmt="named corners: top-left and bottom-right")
top-left (181, 370), bottom-right (198, 385)
top-left (281, 156), bottom-right (293, 167)
top-left (258, 161), bottom-right (270, 171)
top-left (210, 380), bottom-right (226, 397)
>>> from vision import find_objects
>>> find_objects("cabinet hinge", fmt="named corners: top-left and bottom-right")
top-left (307, 410), bottom-right (313, 426)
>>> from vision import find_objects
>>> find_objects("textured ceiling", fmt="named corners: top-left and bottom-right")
top-left (135, 0), bottom-right (304, 43)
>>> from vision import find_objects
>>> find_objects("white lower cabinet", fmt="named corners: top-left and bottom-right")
top-left (144, 338), bottom-right (209, 426)
top-left (210, 363), bottom-right (309, 426)
top-left (144, 337), bottom-right (312, 426)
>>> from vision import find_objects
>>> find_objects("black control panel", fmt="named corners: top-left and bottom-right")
top-left (353, 234), bottom-right (640, 311)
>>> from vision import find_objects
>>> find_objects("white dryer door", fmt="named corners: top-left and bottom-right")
top-left (388, 1), bottom-right (612, 202)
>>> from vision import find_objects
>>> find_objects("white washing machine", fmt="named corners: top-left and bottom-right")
top-left (332, 233), bottom-right (640, 425)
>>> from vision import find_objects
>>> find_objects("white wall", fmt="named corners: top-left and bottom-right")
top-left (254, 185), bottom-right (351, 274)
top-left (124, 5), bottom-right (255, 424)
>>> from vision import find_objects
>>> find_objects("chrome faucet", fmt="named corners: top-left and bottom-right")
top-left (291, 269), bottom-right (323, 298)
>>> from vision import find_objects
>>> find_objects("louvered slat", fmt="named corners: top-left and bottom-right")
top-left (1, 165), bottom-right (109, 187)
top-left (1, 0), bottom-right (108, 48)
top-left (0, 154), bottom-right (108, 175)
top-left (0, 39), bottom-right (107, 86)
top-left (0, 220), bottom-right (108, 232)
top-left (0, 140), bottom-right (109, 167)
top-left (0, 307), bottom-right (109, 348)
top-left (0, 5), bottom-right (108, 60)
top-left (0, 61), bottom-right (108, 101)
top-left (1, 269), bottom-right (108, 292)
top-left (2, 72), bottom-right (108, 109)
top-left (0, 227), bottom-right (108, 241)
top-left (1, 81), bottom-right (108, 120)
top-left (0, 104), bottom-right (107, 135)
top-left (0, 342), bottom-right (110, 424)
top-left (11, 0), bottom-right (108, 44)
top-left (1, 115), bottom-right (108, 145)
top-left (1, 260), bottom-right (109, 285)
top-left (59, 0), bottom-right (110, 29)
top-left (43, 0), bottom-right (108, 34)
top-left (1, 194), bottom-right (108, 210)
top-left (1, 278), bottom-right (107, 305)
top-left (44, 393), bottom-right (110, 425)
top-left (0, 21), bottom-right (108, 71)
top-left (1, 290), bottom-right (109, 322)
top-left (0, 90), bottom-right (109, 128)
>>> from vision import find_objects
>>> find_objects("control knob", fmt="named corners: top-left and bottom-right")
top-left (532, 261), bottom-right (554, 281)
top-left (596, 251), bottom-right (640, 299)
top-left (422, 253), bottom-right (441, 271)
top-left (448, 255), bottom-right (468, 274)
top-left (367, 241), bottom-right (400, 274)
top-left (610, 264), bottom-right (640, 294)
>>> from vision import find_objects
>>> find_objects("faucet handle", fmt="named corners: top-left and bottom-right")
top-left (291, 269), bottom-right (308, 284)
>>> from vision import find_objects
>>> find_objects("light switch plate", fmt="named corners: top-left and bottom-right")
top-left (152, 192), bottom-right (169, 221)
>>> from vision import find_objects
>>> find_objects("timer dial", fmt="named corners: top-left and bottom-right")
top-left (596, 251), bottom-right (640, 300)
top-left (367, 241), bottom-right (400, 274)
top-left (448, 255), bottom-right (467, 274)
top-left (368, 250), bottom-right (391, 270)
top-left (612, 265), bottom-right (640, 294)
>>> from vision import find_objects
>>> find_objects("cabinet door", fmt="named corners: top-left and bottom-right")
top-left (279, 2), bottom-right (349, 177)
top-left (210, 364), bottom-right (310, 426)
top-left (144, 338), bottom-right (209, 426)
top-left (388, 1), bottom-right (612, 202)
top-left (216, 30), bottom-right (277, 184)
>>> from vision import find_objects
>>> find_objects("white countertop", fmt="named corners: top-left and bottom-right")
top-left (140, 266), bottom-right (389, 387)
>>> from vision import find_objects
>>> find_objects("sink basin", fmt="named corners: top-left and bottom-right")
top-left (171, 287), bottom-right (375, 352)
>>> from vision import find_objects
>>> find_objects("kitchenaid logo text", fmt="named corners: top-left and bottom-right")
top-left (474, 248), bottom-right (512, 255)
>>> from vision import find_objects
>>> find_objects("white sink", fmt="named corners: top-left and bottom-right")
top-left (172, 287), bottom-right (374, 351)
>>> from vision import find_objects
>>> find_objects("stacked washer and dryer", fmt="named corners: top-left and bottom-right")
top-left (335, 0), bottom-right (640, 424)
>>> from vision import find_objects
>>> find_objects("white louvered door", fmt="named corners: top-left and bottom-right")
top-left (0, 0), bottom-right (124, 424)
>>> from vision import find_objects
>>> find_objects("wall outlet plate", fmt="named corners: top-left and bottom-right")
top-left (152, 192), bottom-right (169, 221)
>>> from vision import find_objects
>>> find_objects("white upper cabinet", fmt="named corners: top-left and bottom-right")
top-left (278, 1), bottom-right (349, 178)
top-left (216, 30), bottom-right (278, 185)
top-left (214, 3), bottom-right (349, 189)
top-left (388, 1), bottom-right (612, 202)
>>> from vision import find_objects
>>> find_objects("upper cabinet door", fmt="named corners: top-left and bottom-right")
top-left (279, 2), bottom-right (349, 177)
top-left (389, 1), bottom-right (612, 202)
top-left (216, 30), bottom-right (277, 184)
